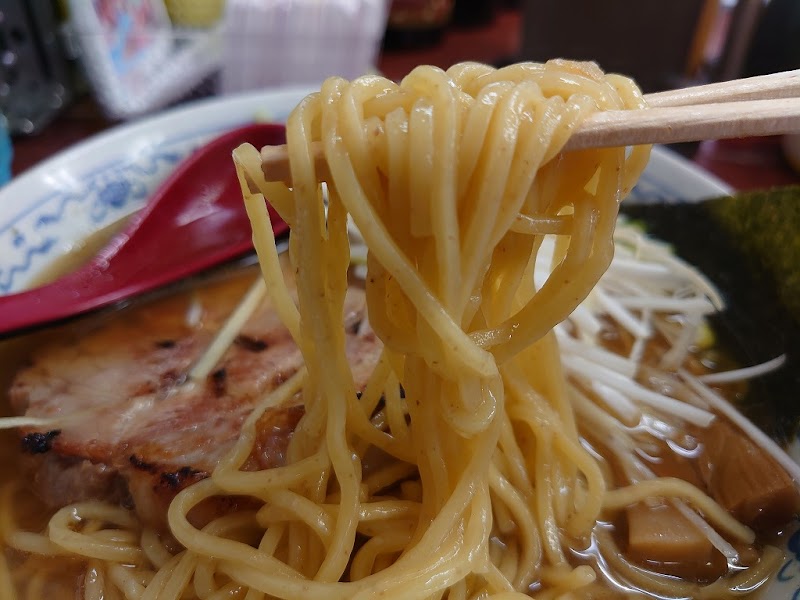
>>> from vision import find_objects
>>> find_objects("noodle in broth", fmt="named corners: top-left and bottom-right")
top-left (0, 60), bottom-right (797, 599)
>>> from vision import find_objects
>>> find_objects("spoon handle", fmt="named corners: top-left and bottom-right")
top-left (0, 123), bottom-right (290, 338)
top-left (0, 269), bottom-right (121, 336)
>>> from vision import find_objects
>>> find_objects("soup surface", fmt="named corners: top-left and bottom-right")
top-left (0, 249), bottom-right (797, 599)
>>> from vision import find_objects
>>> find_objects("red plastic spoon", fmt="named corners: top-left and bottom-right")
top-left (0, 123), bottom-right (289, 337)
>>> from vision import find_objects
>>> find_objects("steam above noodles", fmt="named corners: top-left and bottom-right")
top-left (1, 60), bottom-right (796, 599)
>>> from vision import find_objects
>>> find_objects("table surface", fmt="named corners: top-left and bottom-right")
top-left (9, 8), bottom-right (800, 192)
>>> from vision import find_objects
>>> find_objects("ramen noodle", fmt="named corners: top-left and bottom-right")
top-left (0, 60), bottom-right (796, 599)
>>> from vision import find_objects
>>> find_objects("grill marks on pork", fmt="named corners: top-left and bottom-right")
top-left (9, 270), bottom-right (381, 528)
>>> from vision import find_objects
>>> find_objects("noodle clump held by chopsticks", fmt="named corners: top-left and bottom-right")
top-left (218, 59), bottom-right (649, 597)
top-left (152, 60), bottom-right (768, 599)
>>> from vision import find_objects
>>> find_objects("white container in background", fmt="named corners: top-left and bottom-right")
top-left (67, 0), bottom-right (222, 121)
top-left (221, 0), bottom-right (389, 94)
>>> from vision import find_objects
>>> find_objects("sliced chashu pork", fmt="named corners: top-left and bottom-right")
top-left (9, 267), bottom-right (381, 528)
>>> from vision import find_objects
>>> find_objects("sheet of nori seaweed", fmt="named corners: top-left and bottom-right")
top-left (621, 187), bottom-right (800, 444)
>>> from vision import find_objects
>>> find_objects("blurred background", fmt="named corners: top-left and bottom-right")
top-left (0, 0), bottom-right (798, 187)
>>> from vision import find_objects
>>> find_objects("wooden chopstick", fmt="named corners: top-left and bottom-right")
top-left (564, 97), bottom-right (800, 151)
top-left (260, 70), bottom-right (800, 183)
top-left (644, 69), bottom-right (800, 107)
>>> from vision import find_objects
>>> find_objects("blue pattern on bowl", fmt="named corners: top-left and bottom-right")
top-left (0, 125), bottom-right (237, 293)
top-left (776, 526), bottom-right (800, 598)
top-left (0, 83), bottom-right (316, 295)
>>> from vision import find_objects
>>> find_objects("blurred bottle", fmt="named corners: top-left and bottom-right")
top-left (0, 115), bottom-right (12, 186)
top-left (0, 0), bottom-right (73, 134)
top-left (383, 0), bottom-right (455, 50)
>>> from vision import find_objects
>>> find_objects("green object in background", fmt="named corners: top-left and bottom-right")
top-left (164, 0), bottom-right (225, 27)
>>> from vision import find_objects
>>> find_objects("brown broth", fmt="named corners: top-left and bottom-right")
top-left (0, 260), bottom-right (265, 598)
top-left (0, 240), bottom-right (796, 599)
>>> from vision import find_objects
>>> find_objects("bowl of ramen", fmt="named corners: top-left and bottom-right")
top-left (0, 62), bottom-right (798, 599)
